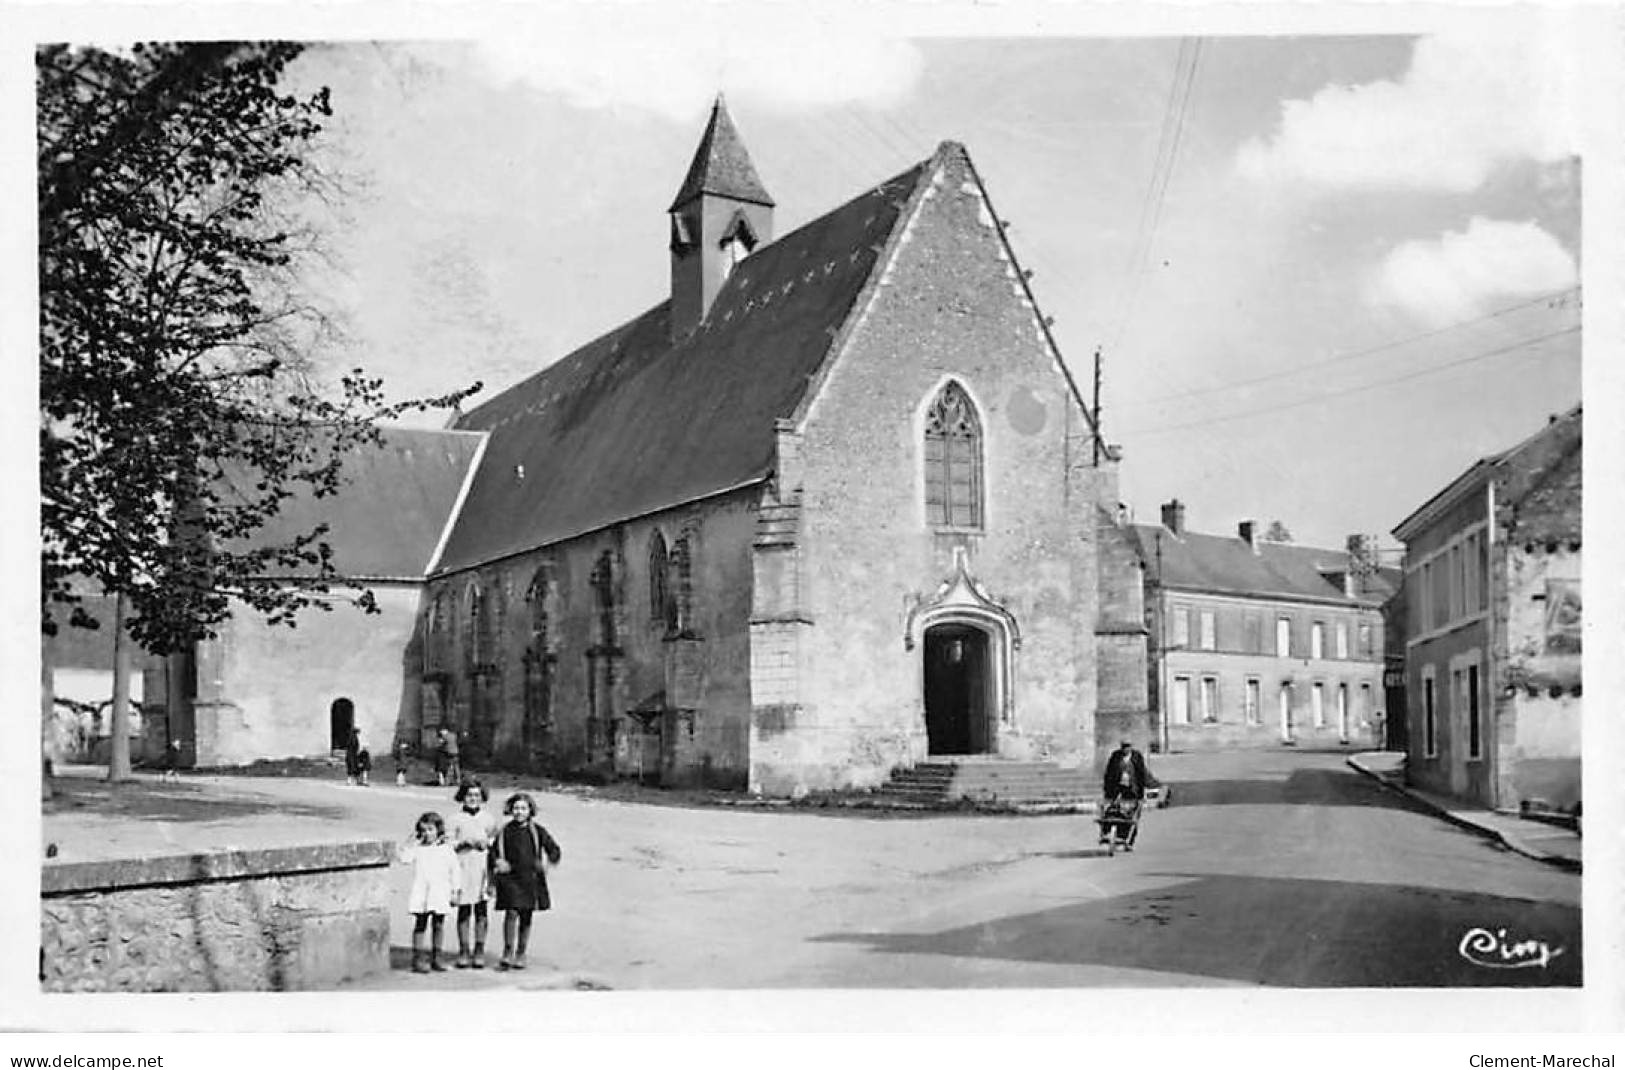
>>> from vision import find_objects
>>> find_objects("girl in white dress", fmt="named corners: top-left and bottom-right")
top-left (448, 779), bottom-right (500, 968)
top-left (400, 811), bottom-right (461, 973)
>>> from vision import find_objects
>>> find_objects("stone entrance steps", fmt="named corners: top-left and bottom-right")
top-left (876, 759), bottom-right (1096, 812)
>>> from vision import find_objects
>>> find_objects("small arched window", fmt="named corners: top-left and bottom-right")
top-left (924, 381), bottom-right (983, 529)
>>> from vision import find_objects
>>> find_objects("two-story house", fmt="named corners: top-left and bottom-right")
top-left (1392, 405), bottom-right (1581, 813)
top-left (1132, 501), bottom-right (1396, 752)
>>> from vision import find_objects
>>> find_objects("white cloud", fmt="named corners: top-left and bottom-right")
top-left (441, 12), bottom-right (924, 121)
top-left (1365, 218), bottom-right (1577, 325)
top-left (1237, 27), bottom-right (1578, 191)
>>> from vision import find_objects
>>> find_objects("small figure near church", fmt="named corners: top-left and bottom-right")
top-left (490, 792), bottom-right (562, 971)
top-left (392, 736), bottom-right (412, 786)
top-left (159, 737), bottom-right (184, 782)
top-left (344, 726), bottom-right (371, 787)
top-left (1102, 738), bottom-right (1151, 801)
top-left (1099, 739), bottom-right (1156, 851)
top-left (435, 727), bottom-right (460, 787)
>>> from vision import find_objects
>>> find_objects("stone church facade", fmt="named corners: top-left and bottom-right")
top-left (414, 101), bottom-right (1147, 794)
top-left (159, 100), bottom-right (1150, 794)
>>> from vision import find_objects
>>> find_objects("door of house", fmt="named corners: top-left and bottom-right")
top-left (1279, 685), bottom-right (1294, 744)
top-left (923, 623), bottom-right (992, 756)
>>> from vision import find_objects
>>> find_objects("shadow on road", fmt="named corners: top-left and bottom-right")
top-left (1170, 767), bottom-right (1433, 811)
top-left (43, 778), bottom-right (348, 823)
top-left (811, 871), bottom-right (1581, 987)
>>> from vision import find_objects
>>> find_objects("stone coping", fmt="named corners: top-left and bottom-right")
top-left (41, 839), bottom-right (395, 896)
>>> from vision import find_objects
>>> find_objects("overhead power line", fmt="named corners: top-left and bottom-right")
top-left (1121, 325), bottom-right (1580, 437)
top-left (1106, 37), bottom-right (1204, 359)
top-left (1122, 286), bottom-right (1582, 411)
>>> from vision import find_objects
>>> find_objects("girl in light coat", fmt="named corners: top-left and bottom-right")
top-left (448, 779), bottom-right (501, 968)
top-left (400, 811), bottom-right (461, 973)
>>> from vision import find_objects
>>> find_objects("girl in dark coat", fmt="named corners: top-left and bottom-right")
top-left (490, 792), bottom-right (561, 970)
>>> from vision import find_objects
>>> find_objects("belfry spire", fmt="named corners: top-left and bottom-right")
top-left (668, 95), bottom-right (776, 340)
top-left (670, 94), bottom-right (775, 211)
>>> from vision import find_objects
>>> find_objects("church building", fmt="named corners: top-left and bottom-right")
top-left (161, 99), bottom-right (1152, 796)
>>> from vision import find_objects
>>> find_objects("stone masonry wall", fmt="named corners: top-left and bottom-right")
top-left (191, 585), bottom-right (422, 766)
top-left (758, 146), bottom-right (1105, 792)
top-left (423, 490), bottom-right (757, 787)
top-left (41, 841), bottom-right (392, 992)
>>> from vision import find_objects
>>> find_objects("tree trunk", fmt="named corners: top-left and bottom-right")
top-left (41, 637), bottom-right (55, 801)
top-left (108, 594), bottom-right (133, 781)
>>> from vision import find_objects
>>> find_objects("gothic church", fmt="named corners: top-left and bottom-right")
top-left (158, 99), bottom-right (1152, 794)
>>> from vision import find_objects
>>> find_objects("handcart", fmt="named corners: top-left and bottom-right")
top-left (1096, 794), bottom-right (1143, 855)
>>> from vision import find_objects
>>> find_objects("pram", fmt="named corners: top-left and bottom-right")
top-left (1096, 793), bottom-right (1143, 855)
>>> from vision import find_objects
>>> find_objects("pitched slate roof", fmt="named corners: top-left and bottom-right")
top-left (1392, 403), bottom-right (1581, 541)
top-left (1130, 525), bottom-right (1393, 607)
top-left (244, 427), bottom-right (485, 580)
top-left (1508, 432), bottom-right (1582, 544)
top-left (435, 154), bottom-right (938, 574)
top-left (669, 96), bottom-right (775, 210)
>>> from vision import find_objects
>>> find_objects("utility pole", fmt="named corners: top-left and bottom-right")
top-left (1091, 346), bottom-right (1103, 466)
top-left (1153, 530), bottom-right (1169, 755)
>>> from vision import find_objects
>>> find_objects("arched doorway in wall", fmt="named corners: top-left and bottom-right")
top-left (923, 622), bottom-right (995, 756)
top-left (330, 697), bottom-right (355, 751)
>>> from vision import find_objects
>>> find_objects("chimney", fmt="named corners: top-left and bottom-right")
top-left (1160, 499), bottom-right (1186, 536)
top-left (1239, 519), bottom-right (1258, 551)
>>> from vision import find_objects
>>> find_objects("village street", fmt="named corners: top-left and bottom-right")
top-left (42, 749), bottom-right (1581, 990)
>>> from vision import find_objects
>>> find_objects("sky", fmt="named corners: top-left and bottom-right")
top-left (249, 12), bottom-right (1587, 554)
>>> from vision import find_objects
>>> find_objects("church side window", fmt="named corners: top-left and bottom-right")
top-left (649, 531), bottom-right (676, 634)
top-left (425, 592), bottom-right (447, 674)
top-left (672, 535), bottom-right (694, 634)
top-left (466, 583), bottom-right (484, 669)
top-left (591, 551), bottom-right (618, 649)
top-left (923, 381), bottom-right (984, 529)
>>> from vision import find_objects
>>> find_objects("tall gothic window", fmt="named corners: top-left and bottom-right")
top-left (425, 592), bottom-right (447, 674)
top-left (466, 583), bottom-right (484, 668)
top-left (591, 551), bottom-right (618, 648)
top-left (924, 381), bottom-right (983, 529)
top-left (649, 532), bottom-right (674, 632)
top-left (672, 535), bottom-right (694, 635)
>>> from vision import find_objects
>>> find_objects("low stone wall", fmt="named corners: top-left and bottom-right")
top-left (41, 840), bottom-right (393, 992)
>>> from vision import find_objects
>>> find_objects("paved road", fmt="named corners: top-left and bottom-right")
top-left (46, 748), bottom-right (1581, 989)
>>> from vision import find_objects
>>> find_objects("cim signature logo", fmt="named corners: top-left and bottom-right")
top-left (1458, 926), bottom-right (1566, 970)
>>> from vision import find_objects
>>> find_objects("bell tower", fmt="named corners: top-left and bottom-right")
top-left (669, 95), bottom-right (775, 341)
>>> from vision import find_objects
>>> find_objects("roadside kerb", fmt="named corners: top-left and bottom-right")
top-left (1345, 753), bottom-right (1580, 872)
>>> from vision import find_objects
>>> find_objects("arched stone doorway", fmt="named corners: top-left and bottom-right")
top-left (923, 622), bottom-right (994, 755)
top-left (329, 697), bottom-right (355, 751)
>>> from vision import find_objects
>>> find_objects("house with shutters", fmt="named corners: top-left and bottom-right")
top-left (149, 98), bottom-right (1152, 795)
top-left (1392, 405), bottom-right (1581, 814)
top-left (1131, 501), bottom-right (1396, 752)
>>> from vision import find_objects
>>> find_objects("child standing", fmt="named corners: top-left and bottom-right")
top-left (490, 792), bottom-right (562, 971)
top-left (392, 737), bottom-right (412, 787)
top-left (400, 811), bottom-right (461, 973)
top-left (448, 779), bottom-right (500, 968)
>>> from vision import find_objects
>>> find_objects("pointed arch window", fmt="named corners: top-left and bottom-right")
top-left (649, 531), bottom-right (676, 634)
top-left (466, 583), bottom-right (484, 669)
top-left (924, 381), bottom-right (984, 529)
top-left (672, 535), bottom-right (694, 635)
top-left (591, 551), bottom-right (618, 648)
